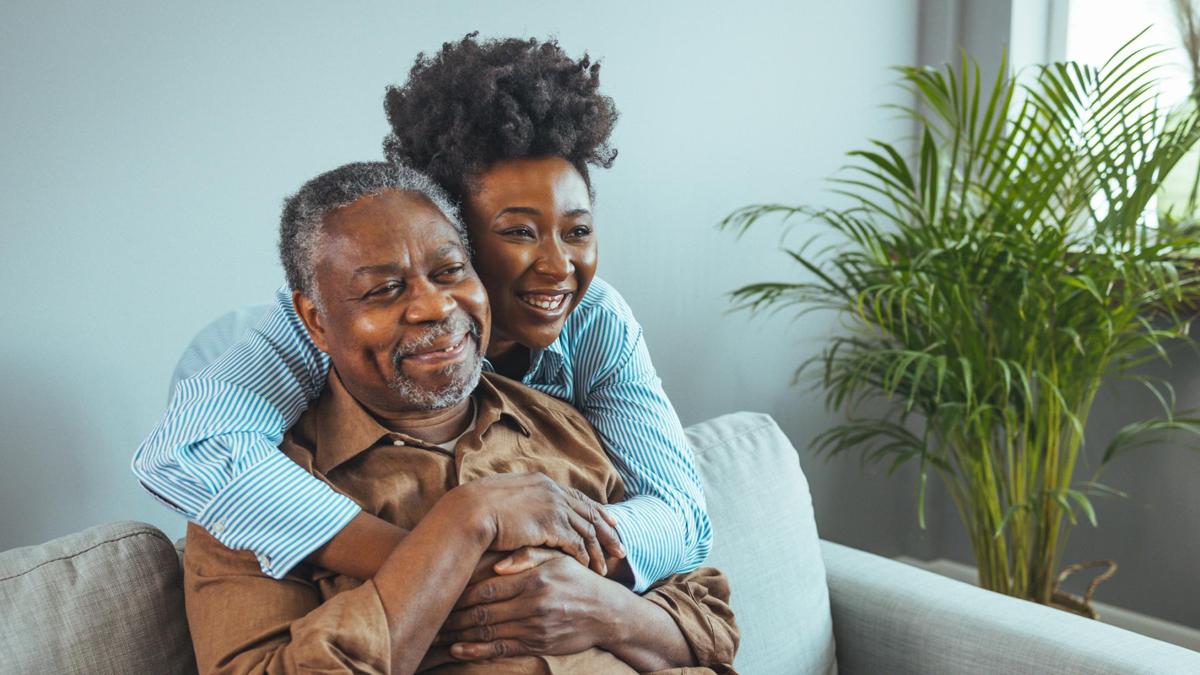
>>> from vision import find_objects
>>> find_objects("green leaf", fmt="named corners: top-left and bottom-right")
top-left (1068, 489), bottom-right (1098, 527)
top-left (993, 502), bottom-right (1029, 540)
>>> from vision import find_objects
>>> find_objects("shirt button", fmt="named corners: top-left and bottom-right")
top-left (258, 554), bottom-right (271, 570)
top-left (392, 439), bottom-right (406, 446)
top-left (211, 521), bottom-right (226, 535)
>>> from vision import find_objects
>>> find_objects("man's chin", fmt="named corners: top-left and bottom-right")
top-left (387, 349), bottom-right (483, 410)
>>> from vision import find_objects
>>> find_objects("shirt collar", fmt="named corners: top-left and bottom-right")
top-left (470, 373), bottom-right (534, 439)
top-left (527, 341), bottom-right (566, 381)
top-left (311, 370), bottom-right (532, 475)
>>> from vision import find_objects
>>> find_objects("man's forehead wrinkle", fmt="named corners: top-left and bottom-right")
top-left (435, 241), bottom-right (467, 258)
top-left (352, 262), bottom-right (403, 277)
top-left (347, 241), bottom-right (462, 278)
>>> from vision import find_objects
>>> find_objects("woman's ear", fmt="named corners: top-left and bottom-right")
top-left (293, 290), bottom-right (331, 354)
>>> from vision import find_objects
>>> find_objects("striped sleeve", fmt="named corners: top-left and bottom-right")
top-left (131, 286), bottom-right (360, 578)
top-left (572, 288), bottom-right (713, 592)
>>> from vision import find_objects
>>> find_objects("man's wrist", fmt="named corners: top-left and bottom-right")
top-left (595, 576), bottom-right (638, 650)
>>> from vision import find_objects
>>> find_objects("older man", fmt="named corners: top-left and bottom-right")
top-left (182, 162), bottom-right (737, 675)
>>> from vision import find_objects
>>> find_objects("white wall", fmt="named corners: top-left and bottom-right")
top-left (0, 0), bottom-right (923, 568)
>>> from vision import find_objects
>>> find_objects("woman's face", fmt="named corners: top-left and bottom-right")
top-left (464, 156), bottom-right (598, 356)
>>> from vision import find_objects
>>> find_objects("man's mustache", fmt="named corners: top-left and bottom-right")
top-left (390, 315), bottom-right (482, 366)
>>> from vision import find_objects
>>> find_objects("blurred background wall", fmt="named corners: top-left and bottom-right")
top-left (2, 0), bottom-right (1196, 630)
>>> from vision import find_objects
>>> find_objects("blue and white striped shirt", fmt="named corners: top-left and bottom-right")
top-left (132, 277), bottom-right (711, 592)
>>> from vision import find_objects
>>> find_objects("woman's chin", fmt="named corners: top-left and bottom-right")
top-left (511, 326), bottom-right (563, 352)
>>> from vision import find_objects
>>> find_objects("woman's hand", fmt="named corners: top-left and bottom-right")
top-left (456, 472), bottom-right (624, 575)
top-left (436, 554), bottom-right (630, 660)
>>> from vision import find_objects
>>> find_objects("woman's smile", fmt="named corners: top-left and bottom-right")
top-left (518, 289), bottom-right (574, 315)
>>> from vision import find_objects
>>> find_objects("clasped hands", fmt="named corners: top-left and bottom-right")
top-left (431, 473), bottom-right (636, 664)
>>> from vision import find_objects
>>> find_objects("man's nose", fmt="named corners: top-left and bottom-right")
top-left (403, 280), bottom-right (456, 324)
top-left (532, 238), bottom-right (573, 281)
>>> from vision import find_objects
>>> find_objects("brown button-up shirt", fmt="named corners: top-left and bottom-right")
top-left (184, 371), bottom-right (738, 674)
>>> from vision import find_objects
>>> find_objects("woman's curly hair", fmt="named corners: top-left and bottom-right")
top-left (383, 33), bottom-right (618, 203)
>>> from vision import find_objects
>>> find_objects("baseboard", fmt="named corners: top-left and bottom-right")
top-left (896, 556), bottom-right (1200, 653)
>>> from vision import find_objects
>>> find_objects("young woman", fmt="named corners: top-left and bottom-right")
top-left (133, 35), bottom-right (710, 594)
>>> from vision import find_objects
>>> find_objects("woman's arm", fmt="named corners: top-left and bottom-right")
top-left (567, 279), bottom-right (714, 591)
top-left (133, 286), bottom-right (411, 579)
top-left (133, 286), bottom-right (621, 581)
top-left (185, 475), bottom-right (620, 675)
top-left (185, 489), bottom-right (492, 675)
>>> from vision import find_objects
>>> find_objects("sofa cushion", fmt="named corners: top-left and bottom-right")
top-left (0, 521), bottom-right (197, 674)
top-left (687, 412), bottom-right (837, 675)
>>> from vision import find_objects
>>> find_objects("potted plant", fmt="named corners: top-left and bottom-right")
top-left (723, 36), bottom-right (1200, 609)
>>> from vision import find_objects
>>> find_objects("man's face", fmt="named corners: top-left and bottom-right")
top-left (296, 189), bottom-right (491, 413)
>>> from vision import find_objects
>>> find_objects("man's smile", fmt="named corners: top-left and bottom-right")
top-left (400, 334), bottom-right (470, 366)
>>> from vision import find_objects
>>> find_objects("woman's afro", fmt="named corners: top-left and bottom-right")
top-left (383, 33), bottom-right (618, 202)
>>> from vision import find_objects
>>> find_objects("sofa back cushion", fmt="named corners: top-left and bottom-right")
top-left (687, 412), bottom-right (837, 675)
top-left (0, 521), bottom-right (197, 674)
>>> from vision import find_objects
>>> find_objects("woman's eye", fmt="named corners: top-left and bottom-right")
top-left (502, 226), bottom-right (535, 239)
top-left (568, 225), bottom-right (593, 238)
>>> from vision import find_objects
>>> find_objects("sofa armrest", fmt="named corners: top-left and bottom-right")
top-left (819, 540), bottom-right (1200, 674)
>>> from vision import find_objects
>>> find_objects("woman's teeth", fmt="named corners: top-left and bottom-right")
top-left (521, 294), bottom-right (568, 310)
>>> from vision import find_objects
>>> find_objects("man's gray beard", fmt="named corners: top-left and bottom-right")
top-left (387, 316), bottom-right (483, 411)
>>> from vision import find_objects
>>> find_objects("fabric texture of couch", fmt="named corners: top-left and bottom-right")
top-left (0, 521), bottom-right (197, 673)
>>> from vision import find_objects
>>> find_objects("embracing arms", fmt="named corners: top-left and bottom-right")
top-left (134, 287), bottom-right (619, 579)
top-left (185, 474), bottom-right (624, 675)
top-left (566, 279), bottom-right (714, 590)
top-left (186, 484), bottom-right (737, 675)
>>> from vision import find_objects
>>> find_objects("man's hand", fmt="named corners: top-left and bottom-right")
top-left (436, 555), bottom-right (631, 660)
top-left (458, 473), bottom-right (624, 575)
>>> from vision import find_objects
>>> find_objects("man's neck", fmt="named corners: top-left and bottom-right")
top-left (368, 396), bottom-right (474, 445)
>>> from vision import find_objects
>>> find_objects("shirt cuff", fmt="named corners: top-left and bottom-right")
top-left (195, 451), bottom-right (361, 578)
top-left (604, 495), bottom-right (687, 593)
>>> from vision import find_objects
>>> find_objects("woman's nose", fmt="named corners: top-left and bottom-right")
top-left (533, 240), bottom-right (573, 281)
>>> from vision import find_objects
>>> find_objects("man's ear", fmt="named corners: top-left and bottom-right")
top-left (293, 290), bottom-right (331, 354)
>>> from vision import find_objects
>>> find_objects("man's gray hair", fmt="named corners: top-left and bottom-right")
top-left (279, 161), bottom-right (467, 304)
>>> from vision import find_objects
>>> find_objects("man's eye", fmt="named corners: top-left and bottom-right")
top-left (438, 265), bottom-right (466, 280)
top-left (367, 281), bottom-right (403, 297)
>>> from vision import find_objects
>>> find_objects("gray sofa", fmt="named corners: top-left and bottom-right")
top-left (3, 411), bottom-right (1200, 673)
